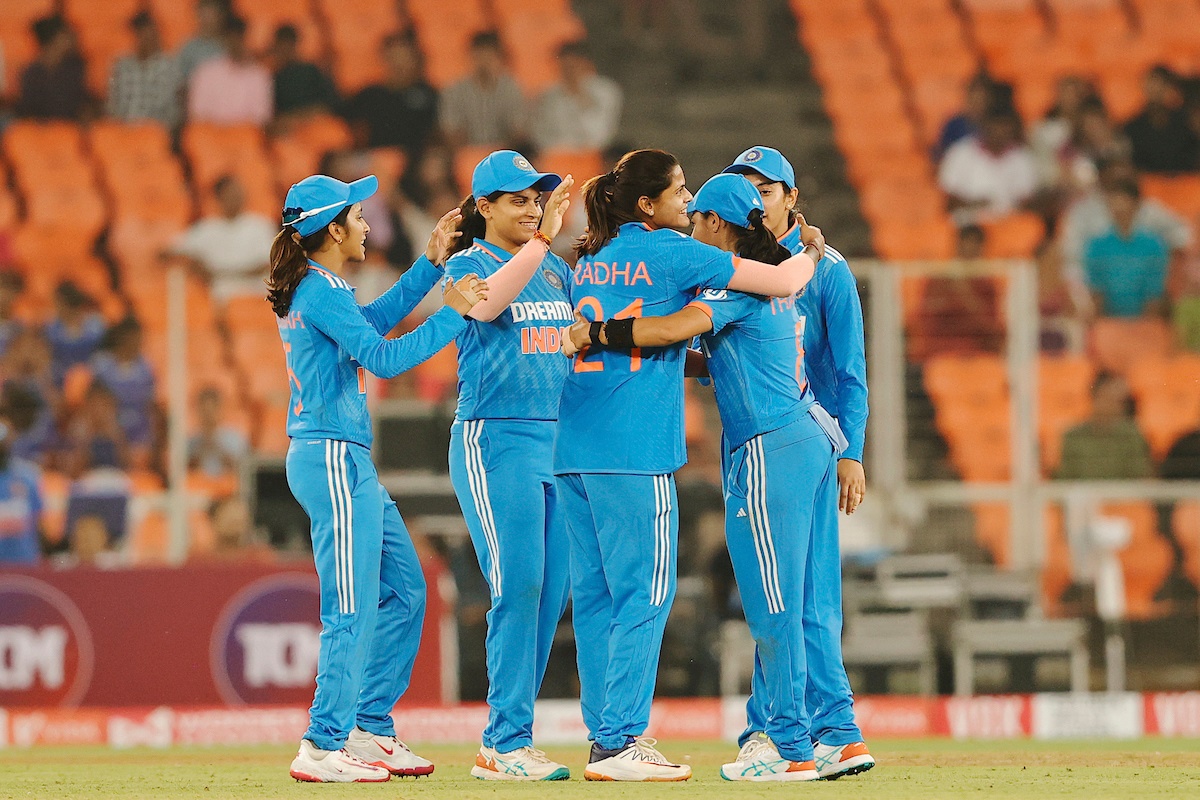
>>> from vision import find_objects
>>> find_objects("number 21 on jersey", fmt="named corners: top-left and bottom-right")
top-left (573, 296), bottom-right (643, 373)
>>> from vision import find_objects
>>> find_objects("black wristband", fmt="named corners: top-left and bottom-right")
top-left (589, 320), bottom-right (603, 346)
top-left (604, 317), bottom-right (636, 349)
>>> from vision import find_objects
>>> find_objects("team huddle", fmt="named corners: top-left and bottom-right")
top-left (266, 144), bottom-right (873, 783)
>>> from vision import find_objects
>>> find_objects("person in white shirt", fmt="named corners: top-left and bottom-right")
top-left (532, 41), bottom-right (622, 152)
top-left (938, 107), bottom-right (1038, 226)
top-left (168, 175), bottom-right (277, 301)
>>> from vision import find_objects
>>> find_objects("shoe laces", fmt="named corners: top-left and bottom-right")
top-left (514, 746), bottom-right (551, 764)
top-left (737, 737), bottom-right (775, 762)
top-left (338, 748), bottom-right (376, 769)
top-left (632, 737), bottom-right (670, 764)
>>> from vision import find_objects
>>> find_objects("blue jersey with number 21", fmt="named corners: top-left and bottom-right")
top-left (554, 222), bottom-right (736, 475)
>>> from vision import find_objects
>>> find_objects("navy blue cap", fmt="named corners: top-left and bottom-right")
top-left (283, 174), bottom-right (378, 237)
top-left (686, 173), bottom-right (764, 227)
top-left (471, 150), bottom-right (562, 199)
top-left (722, 146), bottom-right (796, 189)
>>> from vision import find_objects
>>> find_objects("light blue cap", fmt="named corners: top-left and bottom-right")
top-left (722, 145), bottom-right (796, 189)
top-left (686, 173), bottom-right (764, 227)
top-left (283, 174), bottom-right (378, 237)
top-left (471, 150), bottom-right (562, 199)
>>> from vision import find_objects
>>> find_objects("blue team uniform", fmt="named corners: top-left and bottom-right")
top-left (689, 286), bottom-right (847, 764)
top-left (0, 460), bottom-right (42, 565)
top-left (736, 222), bottom-right (867, 749)
top-left (555, 222), bottom-right (736, 751)
top-left (281, 254), bottom-right (467, 751)
top-left (445, 240), bottom-right (573, 754)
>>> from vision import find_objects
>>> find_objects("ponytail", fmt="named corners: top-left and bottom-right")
top-left (446, 192), bottom-right (501, 259)
top-left (575, 149), bottom-right (680, 258)
top-left (266, 207), bottom-right (350, 316)
top-left (731, 208), bottom-right (791, 266)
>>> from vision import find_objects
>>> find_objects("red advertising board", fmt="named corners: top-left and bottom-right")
top-left (0, 563), bottom-right (447, 708)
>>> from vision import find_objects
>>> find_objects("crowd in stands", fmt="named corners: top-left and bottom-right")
top-left (0, 0), bottom-right (622, 567)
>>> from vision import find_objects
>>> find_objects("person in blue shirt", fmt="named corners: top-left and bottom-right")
top-left (554, 149), bottom-right (825, 782)
top-left (1082, 178), bottom-right (1171, 319)
top-left (0, 419), bottom-right (43, 566)
top-left (723, 146), bottom-right (873, 779)
top-left (442, 150), bottom-right (575, 781)
top-left (565, 173), bottom-right (848, 781)
top-left (267, 173), bottom-right (487, 784)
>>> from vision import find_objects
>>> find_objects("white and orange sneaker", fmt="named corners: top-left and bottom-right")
top-left (814, 740), bottom-right (875, 780)
top-left (344, 727), bottom-right (434, 777)
top-left (719, 734), bottom-right (819, 782)
top-left (584, 737), bottom-right (691, 782)
top-left (289, 739), bottom-right (391, 783)
top-left (471, 745), bottom-right (571, 781)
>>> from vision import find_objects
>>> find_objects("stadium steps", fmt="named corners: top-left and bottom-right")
top-left (573, 0), bottom-right (872, 257)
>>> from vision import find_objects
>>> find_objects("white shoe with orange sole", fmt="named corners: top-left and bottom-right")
top-left (289, 739), bottom-right (391, 783)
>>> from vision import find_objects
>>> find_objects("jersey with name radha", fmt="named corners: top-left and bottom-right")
top-left (447, 240), bottom-right (573, 420)
top-left (690, 288), bottom-right (815, 452)
top-left (555, 222), bottom-right (737, 475)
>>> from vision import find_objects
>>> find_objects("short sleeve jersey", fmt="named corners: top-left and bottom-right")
top-left (446, 240), bottom-right (573, 421)
top-left (554, 223), bottom-right (737, 474)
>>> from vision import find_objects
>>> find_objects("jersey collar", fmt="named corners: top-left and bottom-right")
top-left (473, 238), bottom-right (514, 263)
top-left (779, 221), bottom-right (803, 252)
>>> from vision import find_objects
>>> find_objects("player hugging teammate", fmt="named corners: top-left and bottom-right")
top-left (273, 146), bottom-right (873, 783)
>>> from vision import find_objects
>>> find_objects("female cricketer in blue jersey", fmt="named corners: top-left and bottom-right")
top-left (441, 151), bottom-right (575, 781)
top-left (724, 146), bottom-right (873, 779)
top-left (554, 149), bottom-right (825, 781)
top-left (566, 173), bottom-right (845, 781)
top-left (267, 174), bottom-right (487, 783)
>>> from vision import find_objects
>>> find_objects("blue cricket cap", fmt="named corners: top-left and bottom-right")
top-left (282, 174), bottom-right (378, 237)
top-left (686, 173), bottom-right (764, 227)
top-left (722, 146), bottom-right (796, 189)
top-left (471, 150), bottom-right (562, 199)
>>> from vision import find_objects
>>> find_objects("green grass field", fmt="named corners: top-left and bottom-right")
top-left (3, 738), bottom-right (1199, 800)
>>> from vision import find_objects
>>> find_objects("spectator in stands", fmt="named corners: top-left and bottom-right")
top-left (1163, 413), bottom-right (1200, 480)
top-left (270, 24), bottom-right (337, 121)
top-left (1031, 76), bottom-right (1098, 192)
top-left (89, 318), bottom-right (156, 454)
top-left (192, 495), bottom-right (274, 563)
top-left (187, 386), bottom-right (247, 478)
top-left (393, 145), bottom-right (461, 265)
top-left (187, 15), bottom-right (272, 126)
top-left (1056, 372), bottom-right (1152, 480)
top-left (60, 380), bottom-right (131, 476)
top-left (0, 418), bottom-right (43, 565)
top-left (107, 11), bottom-right (184, 130)
top-left (1072, 99), bottom-right (1133, 172)
top-left (168, 175), bottom-right (277, 301)
top-left (935, 73), bottom-right (998, 161)
top-left (1035, 240), bottom-right (1085, 354)
top-left (1, 383), bottom-right (54, 465)
top-left (439, 31), bottom-right (527, 149)
top-left (177, 0), bottom-right (230, 80)
top-left (1081, 178), bottom-right (1171, 319)
top-left (0, 272), bottom-right (24, 359)
top-left (45, 281), bottom-right (106, 388)
top-left (1125, 65), bottom-right (1199, 173)
top-left (1061, 157), bottom-right (1192, 286)
top-left (531, 40), bottom-right (623, 153)
top-left (3, 328), bottom-right (59, 423)
top-left (938, 106), bottom-right (1038, 226)
top-left (17, 14), bottom-right (89, 121)
top-left (341, 31), bottom-right (438, 157)
top-left (906, 225), bottom-right (1004, 361)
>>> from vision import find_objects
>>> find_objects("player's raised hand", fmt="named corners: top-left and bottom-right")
top-left (445, 273), bottom-right (489, 316)
top-left (838, 458), bottom-right (866, 514)
top-left (797, 212), bottom-right (826, 263)
top-left (426, 207), bottom-right (464, 265)
top-left (562, 310), bottom-right (590, 357)
top-left (538, 174), bottom-right (574, 242)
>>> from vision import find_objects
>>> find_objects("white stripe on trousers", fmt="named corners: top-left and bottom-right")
top-left (746, 437), bottom-right (785, 614)
top-left (463, 420), bottom-right (503, 595)
top-left (325, 441), bottom-right (355, 614)
top-left (651, 475), bottom-right (672, 606)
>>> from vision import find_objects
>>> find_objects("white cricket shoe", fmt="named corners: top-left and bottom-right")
top-left (720, 733), bottom-right (819, 782)
top-left (344, 727), bottom-right (434, 777)
top-left (471, 744), bottom-right (571, 781)
top-left (584, 737), bottom-right (691, 782)
top-left (814, 740), bottom-right (876, 779)
top-left (288, 739), bottom-right (391, 783)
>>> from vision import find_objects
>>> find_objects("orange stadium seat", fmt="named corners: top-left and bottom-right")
top-left (1088, 316), bottom-right (1174, 376)
top-left (1104, 501), bottom-right (1174, 619)
top-left (181, 124), bottom-right (277, 219)
top-left (453, 145), bottom-right (498, 198)
top-left (925, 353), bottom-right (1008, 406)
top-left (270, 113), bottom-right (354, 190)
top-left (1037, 355), bottom-right (1095, 472)
top-left (1045, 0), bottom-right (1132, 45)
top-left (1172, 501), bottom-right (1200, 589)
top-left (858, 179), bottom-right (945, 228)
top-left (981, 213), bottom-right (1046, 258)
top-left (1141, 175), bottom-right (1200, 223)
top-left (143, 0), bottom-right (192, 50)
top-left (320, 0), bottom-right (404, 93)
top-left (972, 503), bottom-right (1067, 574)
top-left (1131, 0), bottom-right (1200, 56)
top-left (232, 0), bottom-right (324, 63)
top-left (412, 343), bottom-right (459, 404)
top-left (1126, 355), bottom-right (1200, 460)
top-left (871, 216), bottom-right (957, 260)
top-left (1041, 505), bottom-right (1072, 615)
top-left (790, 0), bottom-right (874, 31)
top-left (494, 1), bottom-right (586, 95)
top-left (0, 0), bottom-right (56, 100)
top-left (943, 402), bottom-right (1012, 481)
